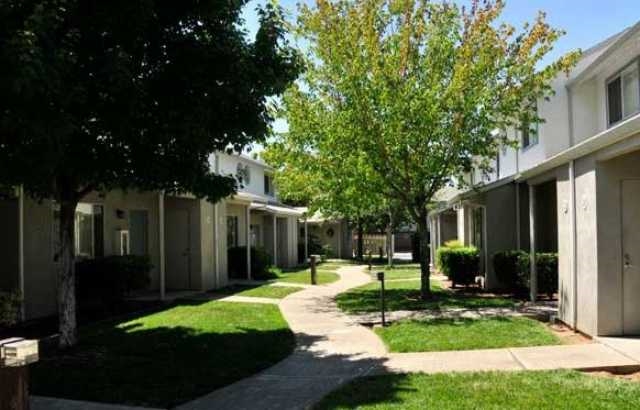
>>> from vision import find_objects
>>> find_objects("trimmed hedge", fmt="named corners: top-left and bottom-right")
top-left (0, 290), bottom-right (21, 328)
top-left (493, 251), bottom-right (558, 297)
top-left (77, 255), bottom-right (152, 308)
top-left (228, 246), bottom-right (273, 280)
top-left (437, 244), bottom-right (480, 287)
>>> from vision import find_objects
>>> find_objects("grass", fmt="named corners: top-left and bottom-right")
top-left (31, 300), bottom-right (294, 408)
top-left (376, 317), bottom-right (560, 352)
top-left (270, 260), bottom-right (353, 285)
top-left (366, 264), bottom-right (421, 280)
top-left (336, 279), bottom-right (515, 314)
top-left (316, 370), bottom-right (640, 409)
top-left (216, 284), bottom-right (304, 299)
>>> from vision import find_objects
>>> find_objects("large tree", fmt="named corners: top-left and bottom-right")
top-left (271, 0), bottom-right (578, 298)
top-left (0, 0), bottom-right (300, 347)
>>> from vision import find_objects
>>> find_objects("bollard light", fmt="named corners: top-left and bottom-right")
top-left (0, 338), bottom-right (39, 368)
top-left (376, 272), bottom-right (387, 327)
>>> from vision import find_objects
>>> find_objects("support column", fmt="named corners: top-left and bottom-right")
top-left (337, 222), bottom-right (343, 259)
top-left (272, 214), bottom-right (278, 267)
top-left (304, 219), bottom-right (309, 262)
top-left (18, 186), bottom-right (25, 320)
top-left (246, 205), bottom-right (251, 280)
top-left (515, 183), bottom-right (521, 250)
top-left (213, 202), bottom-right (219, 287)
top-left (529, 184), bottom-right (537, 302)
top-left (158, 191), bottom-right (166, 300)
top-left (569, 160), bottom-right (578, 328)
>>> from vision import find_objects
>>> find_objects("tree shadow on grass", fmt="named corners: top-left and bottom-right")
top-left (336, 286), bottom-right (516, 314)
top-left (30, 300), bottom-right (296, 408)
top-left (314, 374), bottom-right (416, 409)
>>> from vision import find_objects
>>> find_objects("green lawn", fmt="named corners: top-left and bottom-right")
top-left (316, 370), bottom-right (640, 409)
top-left (216, 284), bottom-right (304, 299)
top-left (366, 264), bottom-right (421, 280)
top-left (376, 317), bottom-right (560, 352)
top-left (271, 260), bottom-right (353, 285)
top-left (336, 279), bottom-right (515, 314)
top-left (31, 301), bottom-right (294, 408)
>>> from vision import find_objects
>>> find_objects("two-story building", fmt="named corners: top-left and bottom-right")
top-left (429, 21), bottom-right (640, 338)
top-left (0, 153), bottom-right (302, 322)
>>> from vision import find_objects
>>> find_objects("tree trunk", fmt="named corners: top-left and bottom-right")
top-left (356, 221), bottom-right (364, 261)
top-left (58, 199), bottom-right (78, 348)
top-left (0, 366), bottom-right (29, 410)
top-left (417, 216), bottom-right (432, 300)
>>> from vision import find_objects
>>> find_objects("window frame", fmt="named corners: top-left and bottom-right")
top-left (606, 58), bottom-right (640, 127)
top-left (227, 215), bottom-right (239, 248)
top-left (52, 202), bottom-right (104, 262)
top-left (520, 103), bottom-right (540, 151)
top-left (264, 174), bottom-right (274, 196)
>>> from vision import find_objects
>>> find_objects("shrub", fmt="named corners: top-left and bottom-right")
top-left (493, 250), bottom-right (528, 290)
top-left (77, 255), bottom-right (152, 307)
top-left (437, 245), bottom-right (480, 287)
top-left (0, 290), bottom-right (21, 328)
top-left (493, 250), bottom-right (558, 297)
top-left (228, 246), bottom-right (273, 280)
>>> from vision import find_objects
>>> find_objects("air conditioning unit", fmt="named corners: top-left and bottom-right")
top-left (115, 229), bottom-right (130, 255)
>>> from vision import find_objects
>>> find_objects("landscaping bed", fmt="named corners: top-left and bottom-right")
top-left (316, 370), bottom-right (640, 409)
top-left (31, 300), bottom-right (295, 408)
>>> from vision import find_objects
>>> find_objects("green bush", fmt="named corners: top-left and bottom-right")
top-left (493, 250), bottom-right (528, 290)
top-left (0, 290), bottom-right (21, 327)
top-left (493, 250), bottom-right (558, 297)
top-left (77, 255), bottom-right (152, 307)
top-left (228, 246), bottom-right (273, 280)
top-left (437, 245), bottom-right (480, 287)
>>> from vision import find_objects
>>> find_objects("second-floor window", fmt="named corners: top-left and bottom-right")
top-left (608, 60), bottom-right (640, 126)
top-left (520, 103), bottom-right (539, 149)
top-left (264, 174), bottom-right (274, 196)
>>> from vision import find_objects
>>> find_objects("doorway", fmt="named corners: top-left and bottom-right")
top-left (621, 179), bottom-right (640, 334)
top-left (166, 208), bottom-right (191, 289)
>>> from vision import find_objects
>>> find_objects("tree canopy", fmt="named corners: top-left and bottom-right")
top-left (0, 0), bottom-right (301, 346)
top-left (267, 0), bottom-right (579, 298)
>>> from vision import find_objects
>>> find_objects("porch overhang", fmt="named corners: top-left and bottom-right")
top-left (249, 203), bottom-right (303, 217)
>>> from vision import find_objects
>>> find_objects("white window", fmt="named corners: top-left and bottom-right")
top-left (608, 60), bottom-right (640, 126)
top-left (520, 103), bottom-right (539, 149)
top-left (52, 203), bottom-right (104, 261)
top-left (264, 174), bottom-right (274, 196)
top-left (227, 216), bottom-right (239, 248)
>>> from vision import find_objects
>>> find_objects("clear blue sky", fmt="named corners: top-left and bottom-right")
top-left (241, 0), bottom-right (640, 136)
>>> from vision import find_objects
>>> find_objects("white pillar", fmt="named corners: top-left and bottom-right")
top-left (529, 184), bottom-right (537, 302)
top-left (18, 186), bottom-right (25, 320)
top-left (569, 160), bottom-right (578, 328)
top-left (246, 205), bottom-right (252, 280)
top-left (304, 219), bottom-right (309, 262)
top-left (158, 191), bottom-right (166, 300)
top-left (273, 214), bottom-right (278, 267)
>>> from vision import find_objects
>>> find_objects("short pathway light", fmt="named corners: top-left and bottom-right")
top-left (377, 271), bottom-right (387, 327)
top-left (309, 255), bottom-right (318, 285)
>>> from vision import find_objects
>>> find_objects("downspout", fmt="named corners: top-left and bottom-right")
top-left (213, 153), bottom-right (220, 287)
top-left (529, 184), bottom-right (537, 302)
top-left (246, 205), bottom-right (251, 280)
top-left (569, 160), bottom-right (578, 329)
top-left (515, 183), bottom-right (521, 250)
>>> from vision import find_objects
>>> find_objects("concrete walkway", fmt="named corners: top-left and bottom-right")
top-left (33, 265), bottom-right (640, 410)
top-left (177, 265), bottom-right (387, 410)
top-left (178, 264), bottom-right (640, 410)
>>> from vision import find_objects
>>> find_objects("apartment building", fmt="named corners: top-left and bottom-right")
top-left (0, 153), bottom-right (301, 321)
top-left (430, 22), bottom-right (640, 337)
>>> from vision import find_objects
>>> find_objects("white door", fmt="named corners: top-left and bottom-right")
top-left (622, 180), bottom-right (640, 334)
top-left (166, 209), bottom-right (191, 290)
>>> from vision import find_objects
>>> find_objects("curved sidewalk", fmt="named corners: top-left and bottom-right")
top-left (177, 265), bottom-right (388, 410)
top-left (178, 265), bottom-right (640, 410)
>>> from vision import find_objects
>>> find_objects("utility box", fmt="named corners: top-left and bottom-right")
top-left (1, 338), bottom-right (39, 410)
top-left (0, 338), bottom-right (39, 368)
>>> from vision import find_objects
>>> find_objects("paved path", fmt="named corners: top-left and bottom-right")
top-left (176, 265), bottom-right (387, 410)
top-left (179, 264), bottom-right (640, 410)
top-left (34, 265), bottom-right (640, 410)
